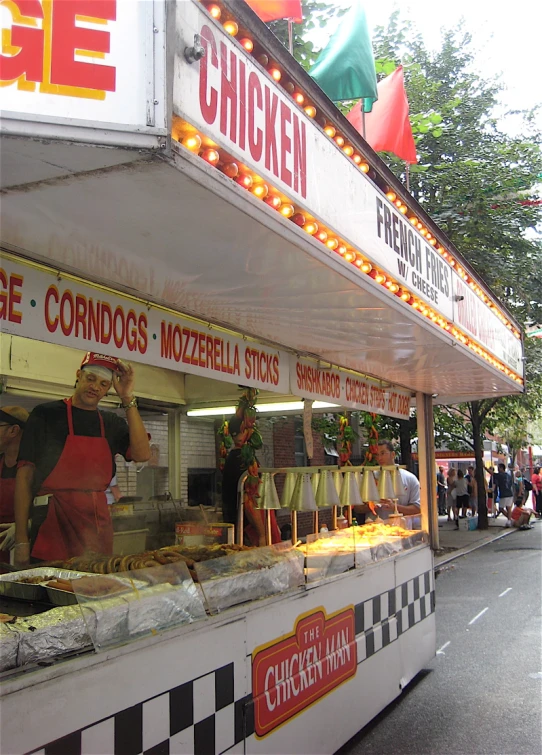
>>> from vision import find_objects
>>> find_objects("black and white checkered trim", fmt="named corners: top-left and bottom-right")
top-left (29, 571), bottom-right (434, 755)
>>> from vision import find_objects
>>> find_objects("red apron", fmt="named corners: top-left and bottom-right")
top-left (245, 510), bottom-right (281, 547)
top-left (0, 456), bottom-right (16, 564)
top-left (32, 399), bottom-right (114, 562)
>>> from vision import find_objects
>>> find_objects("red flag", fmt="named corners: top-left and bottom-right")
top-left (347, 66), bottom-right (417, 163)
top-left (243, 0), bottom-right (302, 23)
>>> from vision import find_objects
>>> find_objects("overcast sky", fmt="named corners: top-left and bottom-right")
top-left (312, 1), bottom-right (542, 137)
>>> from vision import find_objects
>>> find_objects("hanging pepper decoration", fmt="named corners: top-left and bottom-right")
top-left (362, 412), bottom-right (379, 515)
top-left (217, 387), bottom-right (263, 506)
top-left (337, 414), bottom-right (354, 466)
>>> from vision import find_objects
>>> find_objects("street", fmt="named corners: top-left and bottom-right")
top-left (339, 525), bottom-right (542, 755)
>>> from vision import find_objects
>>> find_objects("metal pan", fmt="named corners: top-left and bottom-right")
top-left (46, 575), bottom-right (147, 606)
top-left (0, 568), bottom-right (92, 602)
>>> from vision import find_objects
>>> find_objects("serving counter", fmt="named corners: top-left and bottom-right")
top-left (0, 536), bottom-right (434, 755)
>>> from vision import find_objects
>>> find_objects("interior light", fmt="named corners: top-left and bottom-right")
top-left (223, 20), bottom-right (238, 35)
top-left (324, 126), bottom-right (336, 138)
top-left (239, 38), bottom-right (253, 52)
top-left (181, 134), bottom-right (202, 152)
top-left (187, 401), bottom-right (340, 417)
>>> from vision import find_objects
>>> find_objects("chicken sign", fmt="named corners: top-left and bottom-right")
top-left (0, 0), bottom-right (157, 128)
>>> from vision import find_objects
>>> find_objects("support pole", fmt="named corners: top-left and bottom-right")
top-left (416, 392), bottom-right (438, 549)
top-left (236, 473), bottom-right (248, 545)
top-left (167, 408), bottom-right (182, 502)
top-left (288, 19), bottom-right (294, 55)
top-left (405, 163), bottom-right (410, 192)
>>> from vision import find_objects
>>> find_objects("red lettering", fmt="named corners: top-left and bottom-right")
top-left (206, 335), bottom-right (214, 369)
top-left (75, 294), bottom-right (87, 338)
top-left (293, 114), bottom-right (307, 198)
top-left (264, 86), bottom-right (279, 176)
top-left (199, 24), bottom-right (218, 125)
top-left (280, 101), bottom-right (292, 187)
top-left (220, 42), bottom-right (237, 141)
top-left (182, 328), bottom-right (191, 364)
top-left (8, 273), bottom-right (23, 324)
top-left (112, 306), bottom-right (124, 348)
top-left (272, 355), bottom-right (279, 385)
top-left (161, 321), bottom-right (173, 359)
top-left (137, 314), bottom-right (148, 354)
top-left (88, 299), bottom-right (100, 341)
top-left (173, 325), bottom-right (182, 361)
top-left (198, 331), bottom-right (205, 367)
top-left (238, 59), bottom-right (246, 150)
top-left (126, 309), bottom-right (137, 351)
top-left (44, 285), bottom-right (59, 332)
top-left (190, 330), bottom-right (198, 365)
top-left (100, 302), bottom-right (112, 344)
top-left (50, 0), bottom-right (116, 91)
top-left (248, 71), bottom-right (263, 162)
top-left (0, 0), bottom-right (44, 83)
top-left (60, 290), bottom-right (74, 336)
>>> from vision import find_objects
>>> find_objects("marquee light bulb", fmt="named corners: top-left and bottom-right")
top-left (280, 204), bottom-right (294, 218)
top-left (326, 238), bottom-right (338, 250)
top-left (352, 154), bottom-right (362, 164)
top-left (336, 245), bottom-right (346, 256)
top-left (239, 38), bottom-right (253, 52)
top-left (388, 282), bottom-right (400, 293)
top-left (221, 162), bottom-right (239, 178)
top-left (324, 126), bottom-right (336, 138)
top-left (206, 3), bottom-right (221, 19)
top-left (316, 230), bottom-right (328, 243)
top-left (181, 134), bottom-right (202, 152)
top-left (360, 163), bottom-right (370, 173)
top-left (399, 205), bottom-right (408, 214)
top-left (354, 256), bottom-right (363, 267)
top-left (235, 173), bottom-right (253, 189)
top-left (294, 92), bottom-right (304, 105)
top-left (303, 221), bottom-right (318, 235)
top-left (252, 183), bottom-right (268, 198)
top-left (264, 195), bottom-right (281, 209)
top-left (201, 148), bottom-right (220, 165)
top-left (375, 273), bottom-right (386, 284)
top-left (420, 228), bottom-right (428, 237)
top-left (344, 250), bottom-right (355, 262)
top-left (257, 53), bottom-right (269, 67)
top-left (343, 145), bottom-right (354, 156)
top-left (395, 199), bottom-right (402, 208)
top-left (304, 106), bottom-right (316, 118)
top-left (410, 217), bottom-right (418, 225)
top-left (386, 191), bottom-right (397, 202)
top-left (223, 20), bottom-right (238, 35)
top-left (284, 81), bottom-right (295, 94)
top-left (400, 291), bottom-right (411, 302)
top-left (291, 212), bottom-right (306, 226)
top-left (334, 135), bottom-right (345, 147)
top-left (417, 222), bottom-right (423, 230)
top-left (429, 238), bottom-right (437, 246)
top-left (361, 262), bottom-right (372, 274)
top-left (269, 67), bottom-right (281, 82)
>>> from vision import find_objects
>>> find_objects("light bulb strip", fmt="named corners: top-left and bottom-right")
top-left (199, 0), bottom-right (520, 341)
top-left (173, 119), bottom-right (524, 385)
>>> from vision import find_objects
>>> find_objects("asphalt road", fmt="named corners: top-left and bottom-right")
top-left (338, 524), bottom-right (542, 755)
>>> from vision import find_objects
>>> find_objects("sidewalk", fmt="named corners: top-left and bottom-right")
top-left (433, 514), bottom-right (527, 568)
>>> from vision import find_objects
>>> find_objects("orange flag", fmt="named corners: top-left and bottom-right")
top-left (243, 0), bottom-right (302, 23)
top-left (347, 66), bottom-right (417, 163)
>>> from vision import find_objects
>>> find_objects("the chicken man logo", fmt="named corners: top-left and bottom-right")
top-left (0, 0), bottom-right (116, 99)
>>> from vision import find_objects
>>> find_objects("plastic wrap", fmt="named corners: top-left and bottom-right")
top-left (74, 563), bottom-right (206, 652)
top-left (195, 542), bottom-right (304, 614)
top-left (304, 530), bottom-right (356, 582)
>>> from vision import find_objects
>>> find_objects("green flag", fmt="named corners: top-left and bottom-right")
top-left (309, 1), bottom-right (378, 110)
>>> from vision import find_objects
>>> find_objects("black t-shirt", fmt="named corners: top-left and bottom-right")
top-left (221, 448), bottom-right (245, 525)
top-left (493, 471), bottom-right (513, 499)
top-left (0, 455), bottom-right (17, 479)
top-left (18, 400), bottom-right (130, 496)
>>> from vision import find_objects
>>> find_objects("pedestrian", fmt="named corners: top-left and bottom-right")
top-left (465, 465), bottom-right (477, 516)
top-left (510, 499), bottom-right (535, 530)
top-left (490, 463), bottom-right (515, 526)
top-left (513, 470), bottom-right (524, 508)
top-left (531, 466), bottom-right (542, 517)
top-left (454, 469), bottom-right (470, 526)
top-left (437, 466), bottom-right (447, 515)
top-left (446, 468), bottom-right (456, 522)
top-left (0, 406), bottom-right (29, 562)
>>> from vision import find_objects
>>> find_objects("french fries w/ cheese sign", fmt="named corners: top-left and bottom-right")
top-left (252, 606), bottom-right (357, 737)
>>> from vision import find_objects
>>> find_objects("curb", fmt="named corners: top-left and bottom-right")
top-left (434, 527), bottom-right (517, 571)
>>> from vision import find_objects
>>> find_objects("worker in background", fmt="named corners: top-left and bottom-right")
top-left (13, 352), bottom-right (150, 566)
top-left (0, 406), bottom-right (29, 563)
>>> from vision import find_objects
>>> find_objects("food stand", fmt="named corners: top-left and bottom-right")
top-left (0, 1), bottom-right (524, 753)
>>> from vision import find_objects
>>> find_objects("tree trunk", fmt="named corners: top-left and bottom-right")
top-left (471, 401), bottom-right (488, 530)
top-left (399, 419), bottom-right (413, 471)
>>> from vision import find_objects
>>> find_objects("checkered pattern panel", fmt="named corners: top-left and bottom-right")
top-left (354, 570), bottom-right (434, 663)
top-left (28, 571), bottom-right (434, 755)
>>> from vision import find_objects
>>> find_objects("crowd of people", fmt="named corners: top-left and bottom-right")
top-left (437, 463), bottom-right (541, 530)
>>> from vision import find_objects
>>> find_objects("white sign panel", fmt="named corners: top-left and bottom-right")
top-left (0, 255), bottom-right (290, 393)
top-left (174, 1), bottom-right (453, 320)
top-left (452, 275), bottom-right (523, 374)
top-left (0, 0), bottom-right (163, 130)
top-left (291, 358), bottom-right (411, 420)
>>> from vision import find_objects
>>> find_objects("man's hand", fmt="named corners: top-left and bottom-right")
top-left (13, 541), bottom-right (30, 568)
top-left (0, 523), bottom-right (15, 551)
top-left (378, 499), bottom-right (394, 511)
top-left (113, 360), bottom-right (135, 401)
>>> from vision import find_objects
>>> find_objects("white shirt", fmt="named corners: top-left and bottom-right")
top-left (369, 468), bottom-right (421, 521)
top-left (105, 475), bottom-right (117, 506)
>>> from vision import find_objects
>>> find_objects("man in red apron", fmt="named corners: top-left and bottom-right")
top-left (0, 406), bottom-right (29, 564)
top-left (13, 353), bottom-right (151, 566)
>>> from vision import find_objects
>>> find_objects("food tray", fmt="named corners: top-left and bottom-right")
top-left (0, 568), bottom-right (91, 602)
top-left (46, 575), bottom-right (148, 606)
